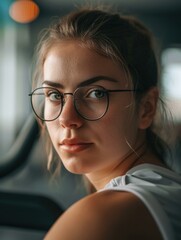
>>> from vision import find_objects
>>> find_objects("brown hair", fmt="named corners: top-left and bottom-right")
top-left (32, 6), bottom-right (169, 173)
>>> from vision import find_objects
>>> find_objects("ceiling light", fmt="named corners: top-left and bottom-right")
top-left (9, 0), bottom-right (39, 24)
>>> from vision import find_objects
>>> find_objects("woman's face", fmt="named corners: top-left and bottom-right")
top-left (43, 41), bottom-right (142, 175)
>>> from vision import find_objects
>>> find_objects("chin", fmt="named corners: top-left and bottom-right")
top-left (62, 158), bottom-right (92, 175)
top-left (60, 152), bottom-right (93, 174)
top-left (64, 165), bottom-right (89, 175)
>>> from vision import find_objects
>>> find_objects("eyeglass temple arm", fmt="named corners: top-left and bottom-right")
top-left (107, 89), bottom-right (140, 93)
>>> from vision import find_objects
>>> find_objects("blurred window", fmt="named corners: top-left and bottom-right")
top-left (161, 48), bottom-right (181, 123)
top-left (0, 19), bottom-right (31, 157)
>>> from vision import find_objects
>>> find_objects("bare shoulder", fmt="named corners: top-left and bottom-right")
top-left (44, 190), bottom-right (163, 240)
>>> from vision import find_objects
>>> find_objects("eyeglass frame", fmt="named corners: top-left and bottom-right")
top-left (29, 85), bottom-right (140, 121)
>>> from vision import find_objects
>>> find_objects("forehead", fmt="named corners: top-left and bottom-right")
top-left (43, 41), bottom-right (128, 88)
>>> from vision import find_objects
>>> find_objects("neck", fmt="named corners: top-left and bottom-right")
top-left (85, 143), bottom-right (164, 191)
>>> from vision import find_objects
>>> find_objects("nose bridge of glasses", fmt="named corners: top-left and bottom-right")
top-left (62, 92), bottom-right (74, 105)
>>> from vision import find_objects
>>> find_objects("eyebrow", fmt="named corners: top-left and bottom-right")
top-left (42, 76), bottom-right (118, 88)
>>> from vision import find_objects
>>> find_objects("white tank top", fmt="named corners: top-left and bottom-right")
top-left (102, 164), bottom-right (181, 240)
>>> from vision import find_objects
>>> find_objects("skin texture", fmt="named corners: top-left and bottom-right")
top-left (43, 41), bottom-right (163, 239)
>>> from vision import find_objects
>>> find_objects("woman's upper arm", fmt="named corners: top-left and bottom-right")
top-left (44, 191), bottom-right (163, 240)
top-left (44, 193), bottom-right (110, 240)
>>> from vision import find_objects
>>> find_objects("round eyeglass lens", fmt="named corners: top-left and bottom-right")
top-left (74, 85), bottom-right (109, 120)
top-left (31, 87), bottom-right (62, 121)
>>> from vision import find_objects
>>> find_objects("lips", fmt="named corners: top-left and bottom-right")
top-left (60, 139), bottom-right (93, 153)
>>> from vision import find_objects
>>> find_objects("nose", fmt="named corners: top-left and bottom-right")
top-left (58, 94), bottom-right (83, 129)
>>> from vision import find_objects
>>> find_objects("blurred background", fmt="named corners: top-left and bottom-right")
top-left (0, 0), bottom-right (181, 239)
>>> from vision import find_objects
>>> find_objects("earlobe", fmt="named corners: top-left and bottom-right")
top-left (138, 87), bottom-right (159, 130)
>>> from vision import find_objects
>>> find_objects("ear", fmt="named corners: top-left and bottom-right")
top-left (138, 87), bottom-right (159, 130)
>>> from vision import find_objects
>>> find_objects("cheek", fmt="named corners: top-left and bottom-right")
top-left (91, 119), bottom-right (134, 163)
top-left (104, 104), bottom-right (139, 146)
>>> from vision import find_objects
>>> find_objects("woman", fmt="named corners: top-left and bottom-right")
top-left (29, 6), bottom-right (181, 240)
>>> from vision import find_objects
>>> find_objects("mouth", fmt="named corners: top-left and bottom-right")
top-left (60, 139), bottom-right (93, 153)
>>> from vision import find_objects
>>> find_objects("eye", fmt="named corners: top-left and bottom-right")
top-left (86, 88), bottom-right (106, 99)
top-left (46, 91), bottom-right (62, 102)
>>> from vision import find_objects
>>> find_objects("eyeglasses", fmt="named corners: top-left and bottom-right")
top-left (29, 85), bottom-right (138, 121)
